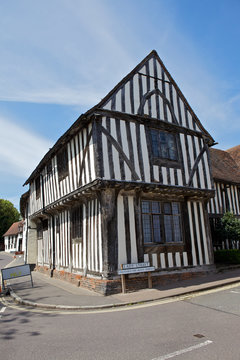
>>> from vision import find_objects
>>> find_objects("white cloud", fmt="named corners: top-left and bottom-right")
top-left (0, 116), bottom-right (52, 178)
top-left (0, 0), bottom-right (134, 106)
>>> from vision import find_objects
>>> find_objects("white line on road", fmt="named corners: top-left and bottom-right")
top-left (151, 340), bottom-right (213, 360)
top-left (0, 306), bottom-right (6, 319)
top-left (230, 290), bottom-right (240, 294)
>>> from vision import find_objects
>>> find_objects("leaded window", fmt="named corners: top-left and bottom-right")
top-left (57, 147), bottom-right (69, 181)
top-left (37, 222), bottom-right (43, 240)
top-left (35, 176), bottom-right (40, 199)
top-left (150, 129), bottom-right (178, 161)
top-left (141, 200), bottom-right (182, 244)
top-left (71, 205), bottom-right (83, 241)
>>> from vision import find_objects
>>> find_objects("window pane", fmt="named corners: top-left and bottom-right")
top-left (160, 132), bottom-right (169, 158)
top-left (164, 202), bottom-right (172, 214)
top-left (142, 201), bottom-right (150, 213)
top-left (72, 206), bottom-right (82, 239)
top-left (168, 134), bottom-right (177, 160)
top-left (152, 201), bottom-right (161, 214)
top-left (173, 216), bottom-right (182, 242)
top-left (172, 202), bottom-right (180, 214)
top-left (153, 215), bottom-right (161, 242)
top-left (164, 215), bottom-right (173, 242)
top-left (151, 130), bottom-right (160, 158)
top-left (57, 147), bottom-right (69, 180)
top-left (142, 214), bottom-right (152, 243)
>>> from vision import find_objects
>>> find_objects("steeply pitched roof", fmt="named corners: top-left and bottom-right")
top-left (3, 221), bottom-right (24, 237)
top-left (97, 50), bottom-right (214, 141)
top-left (209, 148), bottom-right (240, 184)
top-left (23, 50), bottom-right (214, 185)
top-left (227, 145), bottom-right (240, 168)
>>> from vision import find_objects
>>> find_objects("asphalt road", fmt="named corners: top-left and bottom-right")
top-left (0, 251), bottom-right (14, 270)
top-left (1, 252), bottom-right (240, 360)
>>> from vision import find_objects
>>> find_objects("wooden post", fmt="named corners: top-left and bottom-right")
top-left (121, 264), bottom-right (126, 293)
top-left (148, 272), bottom-right (152, 289)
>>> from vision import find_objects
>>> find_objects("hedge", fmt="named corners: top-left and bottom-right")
top-left (214, 249), bottom-right (240, 264)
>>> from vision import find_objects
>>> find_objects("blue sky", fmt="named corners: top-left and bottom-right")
top-left (1, 0), bottom-right (240, 209)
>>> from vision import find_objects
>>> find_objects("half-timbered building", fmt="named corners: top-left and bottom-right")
top-left (208, 147), bottom-right (240, 249)
top-left (20, 50), bottom-right (216, 294)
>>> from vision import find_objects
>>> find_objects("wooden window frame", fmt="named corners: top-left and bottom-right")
top-left (149, 128), bottom-right (180, 168)
top-left (141, 200), bottom-right (183, 245)
top-left (57, 147), bottom-right (69, 181)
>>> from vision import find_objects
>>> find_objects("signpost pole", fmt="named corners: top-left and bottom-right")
top-left (121, 264), bottom-right (126, 294)
top-left (148, 271), bottom-right (152, 289)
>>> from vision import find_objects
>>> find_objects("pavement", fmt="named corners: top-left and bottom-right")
top-left (1, 253), bottom-right (240, 311)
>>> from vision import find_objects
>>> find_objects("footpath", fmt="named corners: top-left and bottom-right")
top-left (1, 253), bottom-right (240, 311)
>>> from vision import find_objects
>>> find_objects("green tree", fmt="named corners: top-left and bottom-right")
top-left (0, 199), bottom-right (20, 241)
top-left (215, 212), bottom-right (240, 248)
top-left (221, 211), bottom-right (240, 242)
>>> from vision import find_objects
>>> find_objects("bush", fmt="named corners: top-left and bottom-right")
top-left (214, 249), bottom-right (240, 264)
top-left (213, 212), bottom-right (240, 247)
top-left (221, 212), bottom-right (240, 241)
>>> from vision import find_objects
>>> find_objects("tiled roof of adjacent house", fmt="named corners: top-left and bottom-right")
top-left (3, 220), bottom-right (24, 237)
top-left (209, 148), bottom-right (240, 184)
top-left (227, 145), bottom-right (240, 168)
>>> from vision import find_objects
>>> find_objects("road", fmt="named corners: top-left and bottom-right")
top-left (1, 252), bottom-right (240, 360)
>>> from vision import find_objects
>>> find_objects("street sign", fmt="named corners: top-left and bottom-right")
top-left (1, 264), bottom-right (33, 290)
top-left (118, 266), bottom-right (155, 275)
top-left (122, 262), bottom-right (150, 269)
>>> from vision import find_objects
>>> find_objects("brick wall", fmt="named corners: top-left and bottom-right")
top-left (35, 265), bottom-right (210, 295)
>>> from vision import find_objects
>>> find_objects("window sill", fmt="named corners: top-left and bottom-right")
top-left (152, 158), bottom-right (181, 169)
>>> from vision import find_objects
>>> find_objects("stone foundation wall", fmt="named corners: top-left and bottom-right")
top-left (35, 265), bottom-right (212, 296)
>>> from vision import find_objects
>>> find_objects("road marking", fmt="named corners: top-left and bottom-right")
top-left (0, 306), bottom-right (6, 319)
top-left (230, 290), bottom-right (240, 294)
top-left (151, 340), bottom-right (213, 360)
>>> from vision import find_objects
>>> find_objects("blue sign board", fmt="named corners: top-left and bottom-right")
top-left (1, 264), bottom-right (33, 290)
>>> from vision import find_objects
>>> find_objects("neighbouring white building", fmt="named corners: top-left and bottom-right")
top-left (4, 220), bottom-right (24, 253)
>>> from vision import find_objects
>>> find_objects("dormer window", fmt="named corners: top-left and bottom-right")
top-left (150, 129), bottom-right (178, 161)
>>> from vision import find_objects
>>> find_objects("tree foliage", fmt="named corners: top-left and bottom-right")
top-left (215, 211), bottom-right (240, 243)
top-left (0, 199), bottom-right (20, 241)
